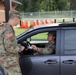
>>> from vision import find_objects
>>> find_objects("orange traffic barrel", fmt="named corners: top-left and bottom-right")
top-left (20, 20), bottom-right (25, 28)
top-left (51, 20), bottom-right (55, 23)
top-left (45, 20), bottom-right (50, 24)
top-left (25, 20), bottom-right (30, 28)
top-left (32, 20), bottom-right (37, 26)
top-left (36, 20), bottom-right (40, 25)
top-left (42, 20), bottom-right (45, 25)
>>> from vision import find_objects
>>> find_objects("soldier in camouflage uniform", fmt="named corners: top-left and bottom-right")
top-left (31, 32), bottom-right (55, 54)
top-left (0, 10), bottom-right (25, 75)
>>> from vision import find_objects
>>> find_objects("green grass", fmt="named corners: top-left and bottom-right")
top-left (14, 27), bottom-right (28, 36)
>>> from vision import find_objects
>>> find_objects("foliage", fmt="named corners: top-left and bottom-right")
top-left (16, 0), bottom-right (75, 12)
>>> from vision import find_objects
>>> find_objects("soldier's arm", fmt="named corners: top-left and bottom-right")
top-left (3, 29), bottom-right (22, 54)
top-left (37, 45), bottom-right (55, 54)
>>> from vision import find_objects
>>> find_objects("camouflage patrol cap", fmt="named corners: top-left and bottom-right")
top-left (9, 10), bottom-right (21, 19)
top-left (47, 31), bottom-right (55, 36)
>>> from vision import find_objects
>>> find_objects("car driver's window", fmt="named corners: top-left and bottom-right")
top-left (27, 31), bottom-right (56, 55)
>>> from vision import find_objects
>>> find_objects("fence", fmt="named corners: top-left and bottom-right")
top-left (21, 11), bottom-right (76, 23)
top-left (21, 11), bottom-right (76, 19)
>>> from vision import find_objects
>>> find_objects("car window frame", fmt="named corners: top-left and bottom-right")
top-left (18, 27), bottom-right (61, 56)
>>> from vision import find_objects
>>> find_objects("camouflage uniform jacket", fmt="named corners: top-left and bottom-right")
top-left (0, 23), bottom-right (22, 68)
top-left (37, 40), bottom-right (55, 54)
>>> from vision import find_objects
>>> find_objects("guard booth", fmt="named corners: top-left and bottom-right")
top-left (0, 0), bottom-right (21, 23)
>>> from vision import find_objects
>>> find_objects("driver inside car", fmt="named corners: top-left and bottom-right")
top-left (29, 31), bottom-right (56, 55)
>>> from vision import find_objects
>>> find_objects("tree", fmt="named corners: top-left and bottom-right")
top-left (70, 0), bottom-right (76, 10)
top-left (17, 0), bottom-right (71, 12)
top-left (57, 0), bottom-right (70, 11)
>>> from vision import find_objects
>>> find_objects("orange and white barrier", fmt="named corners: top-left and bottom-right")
top-left (42, 20), bottom-right (45, 25)
top-left (36, 20), bottom-right (40, 25)
top-left (45, 20), bottom-right (50, 24)
top-left (51, 20), bottom-right (55, 23)
top-left (32, 20), bottom-right (37, 27)
top-left (20, 20), bottom-right (25, 28)
top-left (25, 20), bottom-right (30, 28)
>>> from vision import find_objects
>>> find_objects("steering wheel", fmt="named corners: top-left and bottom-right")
top-left (20, 41), bottom-right (36, 55)
top-left (21, 41), bottom-right (31, 48)
top-left (26, 41), bottom-right (31, 47)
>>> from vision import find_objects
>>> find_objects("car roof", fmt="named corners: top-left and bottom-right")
top-left (33, 23), bottom-right (60, 29)
top-left (59, 22), bottom-right (76, 27)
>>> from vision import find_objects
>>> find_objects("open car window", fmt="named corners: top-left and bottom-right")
top-left (27, 32), bottom-right (48, 44)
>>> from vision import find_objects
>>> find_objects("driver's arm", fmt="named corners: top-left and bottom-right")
top-left (31, 44), bottom-right (55, 54)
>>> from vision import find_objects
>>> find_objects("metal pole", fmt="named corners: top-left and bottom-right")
top-left (4, 0), bottom-right (11, 22)
top-left (73, 18), bottom-right (75, 22)
top-left (63, 19), bottom-right (65, 22)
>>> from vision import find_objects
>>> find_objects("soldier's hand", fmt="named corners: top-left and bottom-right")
top-left (31, 45), bottom-right (38, 50)
top-left (21, 46), bottom-right (25, 51)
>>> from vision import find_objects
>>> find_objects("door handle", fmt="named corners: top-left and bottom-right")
top-left (63, 60), bottom-right (76, 64)
top-left (44, 60), bottom-right (57, 64)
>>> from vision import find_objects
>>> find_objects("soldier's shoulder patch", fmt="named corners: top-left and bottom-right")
top-left (6, 33), bottom-right (13, 38)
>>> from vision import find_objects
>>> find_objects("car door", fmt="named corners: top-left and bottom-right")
top-left (61, 27), bottom-right (76, 75)
top-left (19, 28), bottom-right (61, 75)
